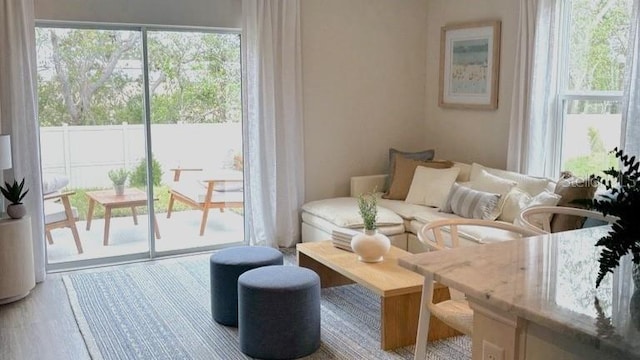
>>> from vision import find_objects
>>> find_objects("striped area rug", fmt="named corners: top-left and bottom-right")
top-left (63, 253), bottom-right (471, 360)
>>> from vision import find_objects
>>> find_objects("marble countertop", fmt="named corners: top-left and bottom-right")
top-left (399, 226), bottom-right (640, 359)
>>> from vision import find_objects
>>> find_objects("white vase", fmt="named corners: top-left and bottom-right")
top-left (351, 229), bottom-right (391, 263)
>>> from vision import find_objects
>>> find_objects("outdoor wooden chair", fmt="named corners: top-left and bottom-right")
top-left (44, 191), bottom-right (83, 254)
top-left (166, 168), bottom-right (243, 236)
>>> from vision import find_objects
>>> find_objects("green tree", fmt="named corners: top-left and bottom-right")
top-left (36, 28), bottom-right (241, 127)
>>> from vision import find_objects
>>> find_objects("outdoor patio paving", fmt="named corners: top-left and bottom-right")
top-left (46, 209), bottom-right (245, 264)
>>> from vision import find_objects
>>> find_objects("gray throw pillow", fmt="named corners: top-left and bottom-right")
top-left (441, 183), bottom-right (501, 220)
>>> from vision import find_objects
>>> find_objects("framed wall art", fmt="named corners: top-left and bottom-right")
top-left (439, 20), bottom-right (501, 110)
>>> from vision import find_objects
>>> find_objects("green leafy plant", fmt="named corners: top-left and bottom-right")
top-left (576, 148), bottom-right (640, 288)
top-left (129, 156), bottom-right (163, 188)
top-left (0, 178), bottom-right (29, 204)
top-left (357, 191), bottom-right (378, 231)
top-left (108, 168), bottom-right (129, 186)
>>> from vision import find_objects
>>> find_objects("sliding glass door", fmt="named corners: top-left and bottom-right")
top-left (37, 25), bottom-right (244, 270)
top-left (146, 30), bottom-right (244, 254)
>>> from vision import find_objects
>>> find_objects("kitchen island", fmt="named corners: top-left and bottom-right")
top-left (399, 226), bottom-right (640, 360)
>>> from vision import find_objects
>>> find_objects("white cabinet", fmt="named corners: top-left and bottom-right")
top-left (0, 216), bottom-right (35, 304)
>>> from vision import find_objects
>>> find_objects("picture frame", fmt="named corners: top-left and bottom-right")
top-left (439, 20), bottom-right (501, 110)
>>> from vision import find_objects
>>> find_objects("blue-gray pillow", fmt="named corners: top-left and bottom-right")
top-left (441, 183), bottom-right (501, 220)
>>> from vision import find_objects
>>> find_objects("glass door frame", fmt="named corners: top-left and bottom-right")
top-left (38, 21), bottom-right (246, 272)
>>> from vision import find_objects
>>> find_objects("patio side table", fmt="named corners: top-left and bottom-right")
top-left (85, 188), bottom-right (161, 245)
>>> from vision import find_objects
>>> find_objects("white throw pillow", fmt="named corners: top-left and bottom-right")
top-left (470, 163), bottom-right (551, 196)
top-left (405, 166), bottom-right (461, 208)
top-left (468, 169), bottom-right (517, 219)
top-left (501, 189), bottom-right (561, 224)
top-left (42, 173), bottom-right (70, 195)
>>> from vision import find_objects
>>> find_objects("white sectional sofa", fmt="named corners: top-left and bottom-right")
top-left (301, 161), bottom-right (563, 253)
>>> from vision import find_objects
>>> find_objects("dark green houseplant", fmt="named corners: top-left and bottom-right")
top-left (576, 148), bottom-right (640, 288)
top-left (0, 178), bottom-right (29, 219)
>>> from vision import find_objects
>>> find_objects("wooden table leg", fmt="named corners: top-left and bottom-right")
top-left (153, 214), bottom-right (161, 239)
top-left (86, 199), bottom-right (95, 230)
top-left (131, 207), bottom-right (138, 225)
top-left (414, 274), bottom-right (434, 360)
top-left (297, 251), bottom-right (354, 288)
top-left (103, 207), bottom-right (112, 246)
top-left (381, 292), bottom-right (421, 350)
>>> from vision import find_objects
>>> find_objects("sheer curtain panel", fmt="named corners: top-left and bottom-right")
top-left (0, 0), bottom-right (45, 281)
top-left (621, 0), bottom-right (640, 157)
top-left (507, 0), bottom-right (561, 176)
top-left (242, 0), bottom-right (304, 248)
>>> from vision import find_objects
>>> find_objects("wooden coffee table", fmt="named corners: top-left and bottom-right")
top-left (85, 188), bottom-right (161, 245)
top-left (296, 241), bottom-right (459, 350)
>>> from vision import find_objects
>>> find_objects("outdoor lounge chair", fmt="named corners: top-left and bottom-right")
top-left (166, 168), bottom-right (243, 236)
top-left (44, 190), bottom-right (83, 254)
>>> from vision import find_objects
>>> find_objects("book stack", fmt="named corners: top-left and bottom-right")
top-left (331, 228), bottom-right (359, 252)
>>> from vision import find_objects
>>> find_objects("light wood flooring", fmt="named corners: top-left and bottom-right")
top-left (0, 272), bottom-right (90, 360)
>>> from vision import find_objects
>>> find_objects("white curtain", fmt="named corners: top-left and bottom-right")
top-left (507, 0), bottom-right (561, 176)
top-left (0, 0), bottom-right (46, 281)
top-left (242, 0), bottom-right (304, 248)
top-left (621, 0), bottom-right (640, 157)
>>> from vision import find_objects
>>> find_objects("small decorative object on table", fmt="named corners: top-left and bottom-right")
top-left (575, 148), bottom-right (640, 288)
top-left (108, 168), bottom-right (129, 196)
top-left (351, 191), bottom-right (390, 263)
top-left (0, 178), bottom-right (29, 219)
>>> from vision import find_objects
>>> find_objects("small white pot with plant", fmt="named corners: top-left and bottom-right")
top-left (108, 168), bottom-right (129, 196)
top-left (0, 178), bottom-right (29, 219)
top-left (351, 192), bottom-right (391, 263)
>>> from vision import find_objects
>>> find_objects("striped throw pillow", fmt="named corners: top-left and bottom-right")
top-left (442, 183), bottom-right (501, 220)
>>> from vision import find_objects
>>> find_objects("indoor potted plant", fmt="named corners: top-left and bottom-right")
top-left (576, 148), bottom-right (640, 288)
top-left (108, 168), bottom-right (129, 196)
top-left (0, 178), bottom-right (29, 219)
top-left (351, 191), bottom-right (390, 262)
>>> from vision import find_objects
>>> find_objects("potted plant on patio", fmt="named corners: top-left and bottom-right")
top-left (0, 178), bottom-right (29, 219)
top-left (108, 168), bottom-right (129, 196)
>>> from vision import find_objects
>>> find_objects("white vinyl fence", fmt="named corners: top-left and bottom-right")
top-left (40, 123), bottom-right (242, 189)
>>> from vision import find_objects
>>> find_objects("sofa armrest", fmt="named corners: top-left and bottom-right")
top-left (350, 174), bottom-right (388, 197)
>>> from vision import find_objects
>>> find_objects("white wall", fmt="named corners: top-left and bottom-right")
top-left (34, 0), bottom-right (241, 29)
top-left (301, 0), bottom-right (429, 201)
top-left (424, 0), bottom-right (519, 169)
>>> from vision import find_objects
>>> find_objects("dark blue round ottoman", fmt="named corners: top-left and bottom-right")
top-left (238, 265), bottom-right (321, 359)
top-left (209, 246), bottom-right (283, 326)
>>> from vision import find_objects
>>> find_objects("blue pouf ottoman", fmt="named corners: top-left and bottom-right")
top-left (238, 265), bottom-right (321, 359)
top-left (210, 246), bottom-right (283, 326)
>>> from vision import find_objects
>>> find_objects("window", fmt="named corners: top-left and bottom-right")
top-left (555, 0), bottom-right (633, 178)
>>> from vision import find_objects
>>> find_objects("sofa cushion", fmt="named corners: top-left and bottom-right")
top-left (405, 166), bottom-right (460, 208)
top-left (386, 148), bottom-right (435, 187)
top-left (301, 212), bottom-right (405, 236)
top-left (453, 162), bottom-right (472, 182)
top-left (441, 183), bottom-right (501, 220)
top-left (301, 197), bottom-right (403, 229)
top-left (499, 189), bottom-right (561, 224)
top-left (550, 173), bottom-right (598, 232)
top-left (468, 169), bottom-right (517, 218)
top-left (376, 197), bottom-right (432, 220)
top-left (383, 156), bottom-right (454, 200)
top-left (470, 163), bottom-right (551, 196)
top-left (42, 173), bottom-right (69, 195)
